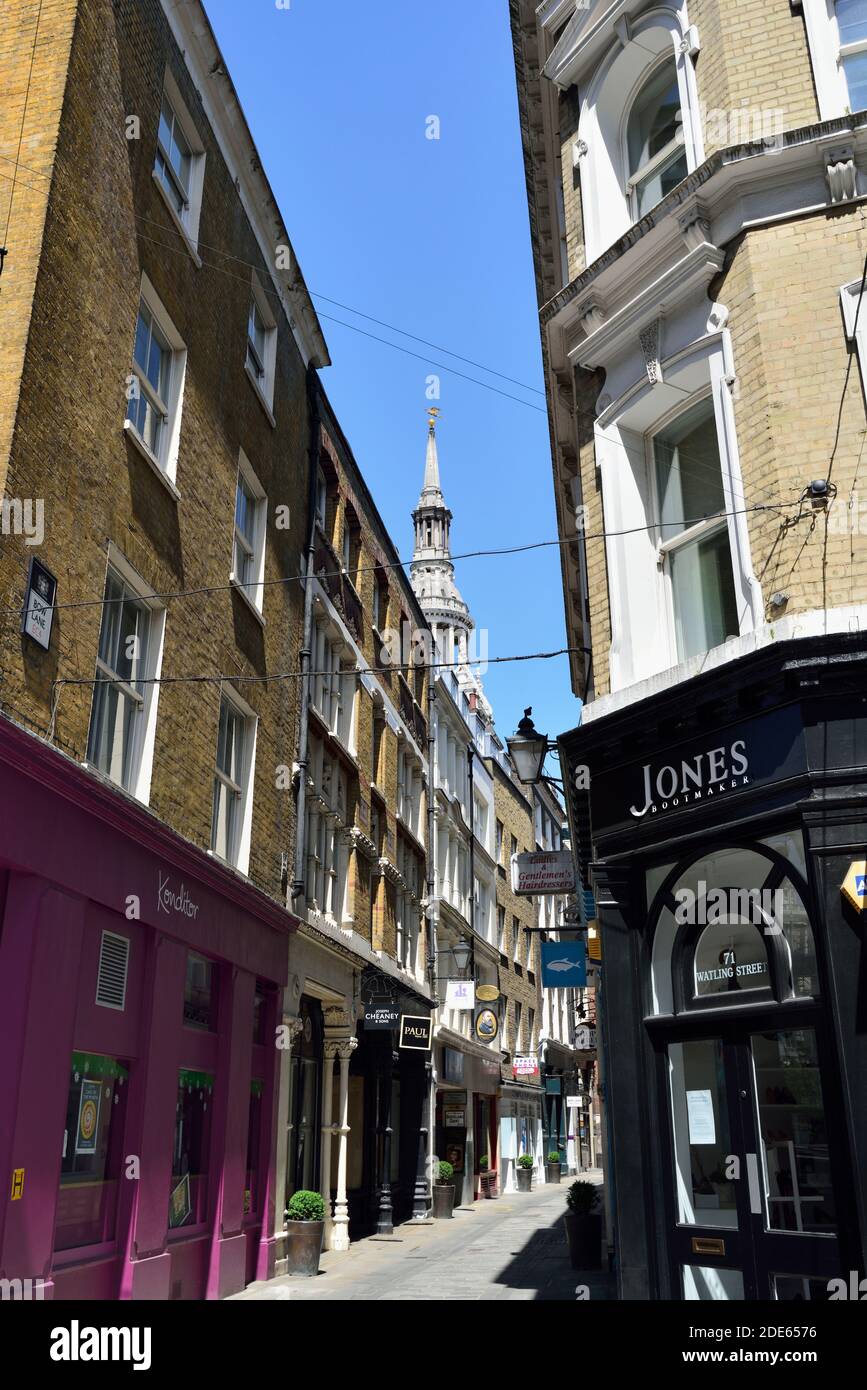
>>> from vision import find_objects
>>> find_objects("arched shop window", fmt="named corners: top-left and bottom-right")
top-left (647, 844), bottom-right (819, 1017)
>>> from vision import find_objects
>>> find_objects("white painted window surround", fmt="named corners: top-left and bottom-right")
top-left (576, 6), bottom-right (704, 265)
top-left (153, 68), bottom-right (206, 257)
top-left (124, 273), bottom-right (187, 488)
top-left (595, 329), bottom-right (761, 693)
top-left (86, 545), bottom-right (166, 807)
top-left (245, 270), bottom-right (277, 416)
top-left (841, 276), bottom-right (867, 399)
top-left (211, 685), bottom-right (258, 876)
top-left (799, 0), bottom-right (867, 120)
top-left (231, 449), bottom-right (267, 616)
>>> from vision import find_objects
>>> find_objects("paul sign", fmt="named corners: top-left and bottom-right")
top-left (399, 1015), bottom-right (432, 1051)
top-left (630, 739), bottom-right (749, 819)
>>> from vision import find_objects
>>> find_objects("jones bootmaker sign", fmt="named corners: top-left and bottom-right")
top-left (585, 707), bottom-right (806, 834)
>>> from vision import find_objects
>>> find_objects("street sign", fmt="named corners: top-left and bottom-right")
top-left (21, 558), bottom-right (56, 651)
top-left (842, 860), bottom-right (867, 912)
top-left (512, 850), bottom-right (576, 896)
top-left (512, 1055), bottom-right (539, 1079)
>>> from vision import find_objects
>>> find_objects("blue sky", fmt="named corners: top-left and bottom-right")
top-left (205, 0), bottom-right (582, 746)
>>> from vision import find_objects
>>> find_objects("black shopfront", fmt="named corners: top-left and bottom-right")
top-left (347, 971), bottom-right (433, 1238)
top-left (559, 633), bottom-right (867, 1302)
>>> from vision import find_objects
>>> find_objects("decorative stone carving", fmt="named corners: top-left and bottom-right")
top-left (678, 202), bottom-right (712, 252)
top-left (639, 319), bottom-right (663, 385)
top-left (826, 146), bottom-right (858, 204)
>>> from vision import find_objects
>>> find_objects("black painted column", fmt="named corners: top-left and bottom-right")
top-left (375, 1046), bottom-right (396, 1234)
top-left (411, 1059), bottom-right (432, 1219)
top-left (592, 859), bottom-right (656, 1299)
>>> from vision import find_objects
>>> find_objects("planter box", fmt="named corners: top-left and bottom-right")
top-left (432, 1184), bottom-right (455, 1219)
top-left (564, 1211), bottom-right (602, 1270)
top-left (516, 1167), bottom-right (533, 1193)
top-left (284, 1219), bottom-right (324, 1277)
top-left (546, 1163), bottom-right (561, 1185)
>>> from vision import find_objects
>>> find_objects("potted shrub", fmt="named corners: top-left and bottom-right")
top-left (284, 1190), bottom-right (326, 1276)
top-left (546, 1150), bottom-right (562, 1185)
top-left (432, 1160), bottom-right (455, 1219)
top-left (516, 1152), bottom-right (534, 1193)
top-left (563, 1180), bottom-right (602, 1270)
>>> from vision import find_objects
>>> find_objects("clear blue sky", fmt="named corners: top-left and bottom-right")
top-left (205, 0), bottom-right (582, 745)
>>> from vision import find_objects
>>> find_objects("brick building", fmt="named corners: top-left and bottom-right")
top-left (281, 381), bottom-right (434, 1251)
top-left (0, 0), bottom-right (431, 1302)
top-left (512, 0), bottom-right (867, 1300)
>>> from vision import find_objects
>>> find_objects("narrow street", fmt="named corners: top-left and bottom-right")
top-left (234, 1174), bottom-right (614, 1302)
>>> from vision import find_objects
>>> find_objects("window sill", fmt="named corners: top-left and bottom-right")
top-left (123, 420), bottom-right (181, 501)
top-left (245, 360), bottom-right (276, 427)
top-left (230, 575), bottom-right (266, 626)
top-left (151, 169), bottom-right (202, 268)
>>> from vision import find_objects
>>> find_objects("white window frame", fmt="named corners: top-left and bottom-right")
top-left (230, 449), bottom-right (267, 618)
top-left (623, 52), bottom-right (690, 222)
top-left (577, 11), bottom-right (703, 265)
top-left (211, 687), bottom-right (257, 874)
top-left (315, 465), bottom-right (328, 532)
top-left (152, 70), bottom-right (206, 257)
top-left (647, 391), bottom-right (737, 664)
top-left (245, 271), bottom-right (278, 417)
top-left (801, 0), bottom-right (867, 119)
top-left (124, 273), bottom-right (187, 490)
top-left (85, 547), bottom-right (166, 805)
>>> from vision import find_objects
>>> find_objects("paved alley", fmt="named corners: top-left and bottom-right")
top-left (235, 1174), bottom-right (614, 1302)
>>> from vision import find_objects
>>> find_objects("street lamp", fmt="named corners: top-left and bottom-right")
top-left (507, 707), bottom-right (554, 786)
top-left (452, 937), bottom-right (472, 975)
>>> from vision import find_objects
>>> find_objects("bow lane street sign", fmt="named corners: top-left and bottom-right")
top-left (512, 850), bottom-right (576, 895)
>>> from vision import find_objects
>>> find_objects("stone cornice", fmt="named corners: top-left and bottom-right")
top-left (541, 116), bottom-right (867, 345)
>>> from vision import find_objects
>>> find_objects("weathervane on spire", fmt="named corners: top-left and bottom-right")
top-left (427, 406), bottom-right (441, 433)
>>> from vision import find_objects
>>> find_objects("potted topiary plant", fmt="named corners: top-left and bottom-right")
top-left (563, 1180), bottom-right (602, 1270)
top-left (546, 1150), bottom-right (562, 1185)
top-left (432, 1160), bottom-right (455, 1218)
top-left (516, 1152), bottom-right (534, 1193)
top-left (284, 1189), bottom-right (326, 1276)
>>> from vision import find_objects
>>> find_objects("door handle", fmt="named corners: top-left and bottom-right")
top-left (745, 1152), bottom-right (763, 1215)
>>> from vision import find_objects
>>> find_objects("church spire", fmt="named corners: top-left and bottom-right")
top-left (421, 406), bottom-right (444, 504)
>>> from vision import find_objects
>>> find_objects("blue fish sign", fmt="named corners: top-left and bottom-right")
top-left (541, 939), bottom-right (586, 989)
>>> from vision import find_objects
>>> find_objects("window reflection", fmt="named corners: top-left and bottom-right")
top-left (753, 1030), bottom-right (836, 1234)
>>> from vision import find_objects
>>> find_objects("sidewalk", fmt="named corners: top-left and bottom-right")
top-left (234, 1170), bottom-right (615, 1301)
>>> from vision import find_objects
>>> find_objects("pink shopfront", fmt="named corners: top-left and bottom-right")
top-left (0, 716), bottom-right (294, 1300)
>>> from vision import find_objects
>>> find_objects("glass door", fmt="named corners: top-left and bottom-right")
top-left (665, 1025), bottom-right (841, 1300)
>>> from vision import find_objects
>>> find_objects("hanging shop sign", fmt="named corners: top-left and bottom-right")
top-left (444, 979), bottom-right (475, 1011)
top-left (566, 1095), bottom-right (581, 1109)
top-left (399, 1014), bottom-right (432, 1050)
top-left (21, 557), bottom-right (56, 651)
top-left (575, 1026), bottom-right (597, 1049)
top-left (541, 939), bottom-right (586, 988)
top-left (512, 850), bottom-right (576, 895)
top-left (474, 1007), bottom-right (499, 1044)
top-left (476, 984), bottom-right (499, 1002)
top-left (364, 999), bottom-right (400, 1029)
top-left (512, 1055), bottom-right (540, 1080)
top-left (841, 860), bottom-right (867, 912)
top-left (444, 1107), bottom-right (466, 1128)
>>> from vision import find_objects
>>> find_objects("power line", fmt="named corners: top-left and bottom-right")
top-left (14, 501), bottom-right (794, 622)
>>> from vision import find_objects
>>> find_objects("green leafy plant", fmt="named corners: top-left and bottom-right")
top-left (478, 1155), bottom-right (489, 1171)
top-left (566, 1180), bottom-right (597, 1216)
top-left (517, 1152), bottom-right (535, 1170)
top-left (547, 1150), bottom-right (561, 1164)
top-left (437, 1160), bottom-right (454, 1185)
top-left (285, 1189), bottom-right (325, 1223)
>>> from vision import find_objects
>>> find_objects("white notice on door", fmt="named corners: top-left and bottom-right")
top-left (686, 1088), bottom-right (716, 1145)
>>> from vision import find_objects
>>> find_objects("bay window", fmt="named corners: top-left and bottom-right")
top-left (651, 397), bottom-right (739, 663)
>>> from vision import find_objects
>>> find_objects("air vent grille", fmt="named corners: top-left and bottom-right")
top-left (96, 930), bottom-right (130, 1010)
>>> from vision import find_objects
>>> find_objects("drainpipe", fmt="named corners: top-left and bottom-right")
top-left (291, 365), bottom-right (321, 912)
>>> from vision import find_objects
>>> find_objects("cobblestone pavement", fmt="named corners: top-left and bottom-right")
top-left (234, 1170), bottom-right (615, 1302)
